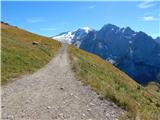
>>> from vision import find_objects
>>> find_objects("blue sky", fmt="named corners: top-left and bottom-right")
top-left (1, 1), bottom-right (160, 38)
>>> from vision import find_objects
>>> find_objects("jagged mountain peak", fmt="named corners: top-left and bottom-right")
top-left (102, 23), bottom-right (119, 28)
top-left (154, 36), bottom-right (160, 44)
top-left (75, 27), bottom-right (94, 34)
top-left (135, 31), bottom-right (154, 40)
top-left (81, 27), bottom-right (93, 33)
top-left (123, 27), bottom-right (134, 33)
top-left (156, 36), bottom-right (160, 39)
top-left (100, 24), bottom-right (119, 31)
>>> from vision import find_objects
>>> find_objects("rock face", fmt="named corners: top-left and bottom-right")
top-left (155, 37), bottom-right (160, 44)
top-left (53, 24), bottom-right (160, 84)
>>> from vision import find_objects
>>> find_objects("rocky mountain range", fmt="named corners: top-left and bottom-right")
top-left (53, 24), bottom-right (160, 85)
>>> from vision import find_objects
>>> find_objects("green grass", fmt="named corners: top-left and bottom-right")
top-left (68, 45), bottom-right (160, 120)
top-left (1, 23), bottom-right (61, 85)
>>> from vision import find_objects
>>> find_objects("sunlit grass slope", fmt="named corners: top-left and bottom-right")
top-left (1, 22), bottom-right (61, 85)
top-left (68, 45), bottom-right (160, 120)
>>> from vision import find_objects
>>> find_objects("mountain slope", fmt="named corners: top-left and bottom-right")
top-left (2, 44), bottom-right (124, 120)
top-left (68, 45), bottom-right (160, 120)
top-left (54, 24), bottom-right (160, 84)
top-left (1, 22), bottom-right (61, 85)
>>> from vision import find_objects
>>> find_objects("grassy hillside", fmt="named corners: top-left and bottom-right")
top-left (68, 45), bottom-right (160, 120)
top-left (1, 22), bottom-right (61, 85)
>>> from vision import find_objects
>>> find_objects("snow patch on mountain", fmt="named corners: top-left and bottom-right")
top-left (129, 41), bottom-right (133, 44)
top-left (98, 42), bottom-right (103, 49)
top-left (52, 27), bottom-right (93, 44)
top-left (93, 33), bottom-right (96, 40)
top-left (53, 32), bottom-right (75, 44)
top-left (125, 36), bottom-right (132, 39)
top-left (121, 28), bottom-right (125, 33)
top-left (83, 27), bottom-right (92, 33)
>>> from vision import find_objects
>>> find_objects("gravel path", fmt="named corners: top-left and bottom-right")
top-left (2, 44), bottom-right (125, 120)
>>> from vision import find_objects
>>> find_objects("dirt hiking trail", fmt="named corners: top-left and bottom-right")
top-left (2, 44), bottom-right (124, 120)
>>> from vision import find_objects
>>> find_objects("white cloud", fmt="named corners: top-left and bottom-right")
top-left (138, 15), bottom-right (158, 21)
top-left (88, 6), bottom-right (95, 9)
top-left (27, 18), bottom-right (45, 23)
top-left (143, 16), bottom-right (156, 21)
top-left (138, 0), bottom-right (156, 9)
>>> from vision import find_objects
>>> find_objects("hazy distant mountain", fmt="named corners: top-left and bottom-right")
top-left (53, 24), bottom-right (160, 84)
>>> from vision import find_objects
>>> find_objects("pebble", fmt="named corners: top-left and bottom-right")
top-left (74, 95), bottom-right (79, 99)
top-left (63, 101), bottom-right (66, 104)
top-left (58, 113), bottom-right (64, 118)
top-left (89, 102), bottom-right (95, 106)
top-left (98, 96), bottom-right (104, 100)
top-left (121, 112), bottom-right (125, 115)
top-left (47, 106), bottom-right (51, 109)
top-left (110, 103), bottom-right (117, 108)
top-left (106, 113), bottom-right (110, 117)
top-left (60, 87), bottom-right (64, 90)
top-left (21, 113), bottom-right (25, 118)
top-left (82, 113), bottom-right (86, 116)
top-left (7, 115), bottom-right (14, 120)
top-left (25, 100), bottom-right (31, 104)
